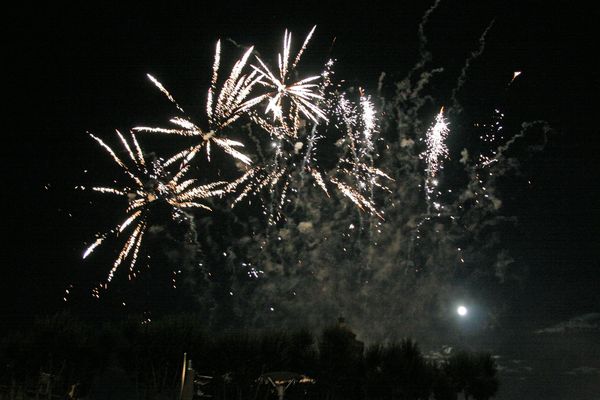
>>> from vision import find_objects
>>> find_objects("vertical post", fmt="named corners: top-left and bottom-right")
top-left (181, 356), bottom-right (195, 400)
top-left (179, 353), bottom-right (187, 400)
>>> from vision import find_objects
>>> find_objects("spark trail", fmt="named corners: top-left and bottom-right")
top-left (422, 107), bottom-right (449, 209)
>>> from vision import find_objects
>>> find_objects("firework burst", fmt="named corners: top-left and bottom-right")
top-left (133, 41), bottom-right (261, 165)
top-left (83, 130), bottom-right (226, 284)
top-left (328, 90), bottom-right (392, 218)
top-left (227, 82), bottom-right (391, 222)
top-left (249, 26), bottom-right (328, 130)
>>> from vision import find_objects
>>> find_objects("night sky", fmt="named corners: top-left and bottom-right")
top-left (4, 1), bottom-right (599, 399)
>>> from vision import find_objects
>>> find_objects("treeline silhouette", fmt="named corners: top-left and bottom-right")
top-left (0, 313), bottom-right (498, 400)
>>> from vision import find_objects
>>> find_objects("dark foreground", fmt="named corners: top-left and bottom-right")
top-left (1, 313), bottom-right (498, 400)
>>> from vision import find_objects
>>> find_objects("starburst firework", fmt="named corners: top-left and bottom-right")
top-left (250, 26), bottom-right (328, 129)
top-left (133, 41), bottom-right (261, 165)
top-left (83, 131), bottom-right (226, 284)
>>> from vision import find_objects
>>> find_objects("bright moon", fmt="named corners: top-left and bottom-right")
top-left (457, 306), bottom-right (468, 316)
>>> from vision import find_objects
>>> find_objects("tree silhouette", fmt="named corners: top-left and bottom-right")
top-left (364, 339), bottom-right (431, 400)
top-left (0, 313), bottom-right (501, 400)
top-left (431, 363), bottom-right (457, 400)
top-left (317, 321), bottom-right (364, 400)
top-left (469, 353), bottom-right (499, 400)
top-left (446, 351), bottom-right (498, 400)
top-left (447, 351), bottom-right (475, 399)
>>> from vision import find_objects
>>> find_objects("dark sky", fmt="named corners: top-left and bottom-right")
top-left (4, 1), bottom-right (599, 398)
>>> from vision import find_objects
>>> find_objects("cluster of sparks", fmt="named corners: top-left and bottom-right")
top-left (83, 131), bottom-right (227, 284)
top-left (476, 109), bottom-right (505, 167)
top-left (411, 73), bottom-right (523, 270)
top-left (80, 24), bottom-right (527, 297)
top-left (83, 27), bottom-right (392, 284)
top-left (421, 107), bottom-right (449, 209)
